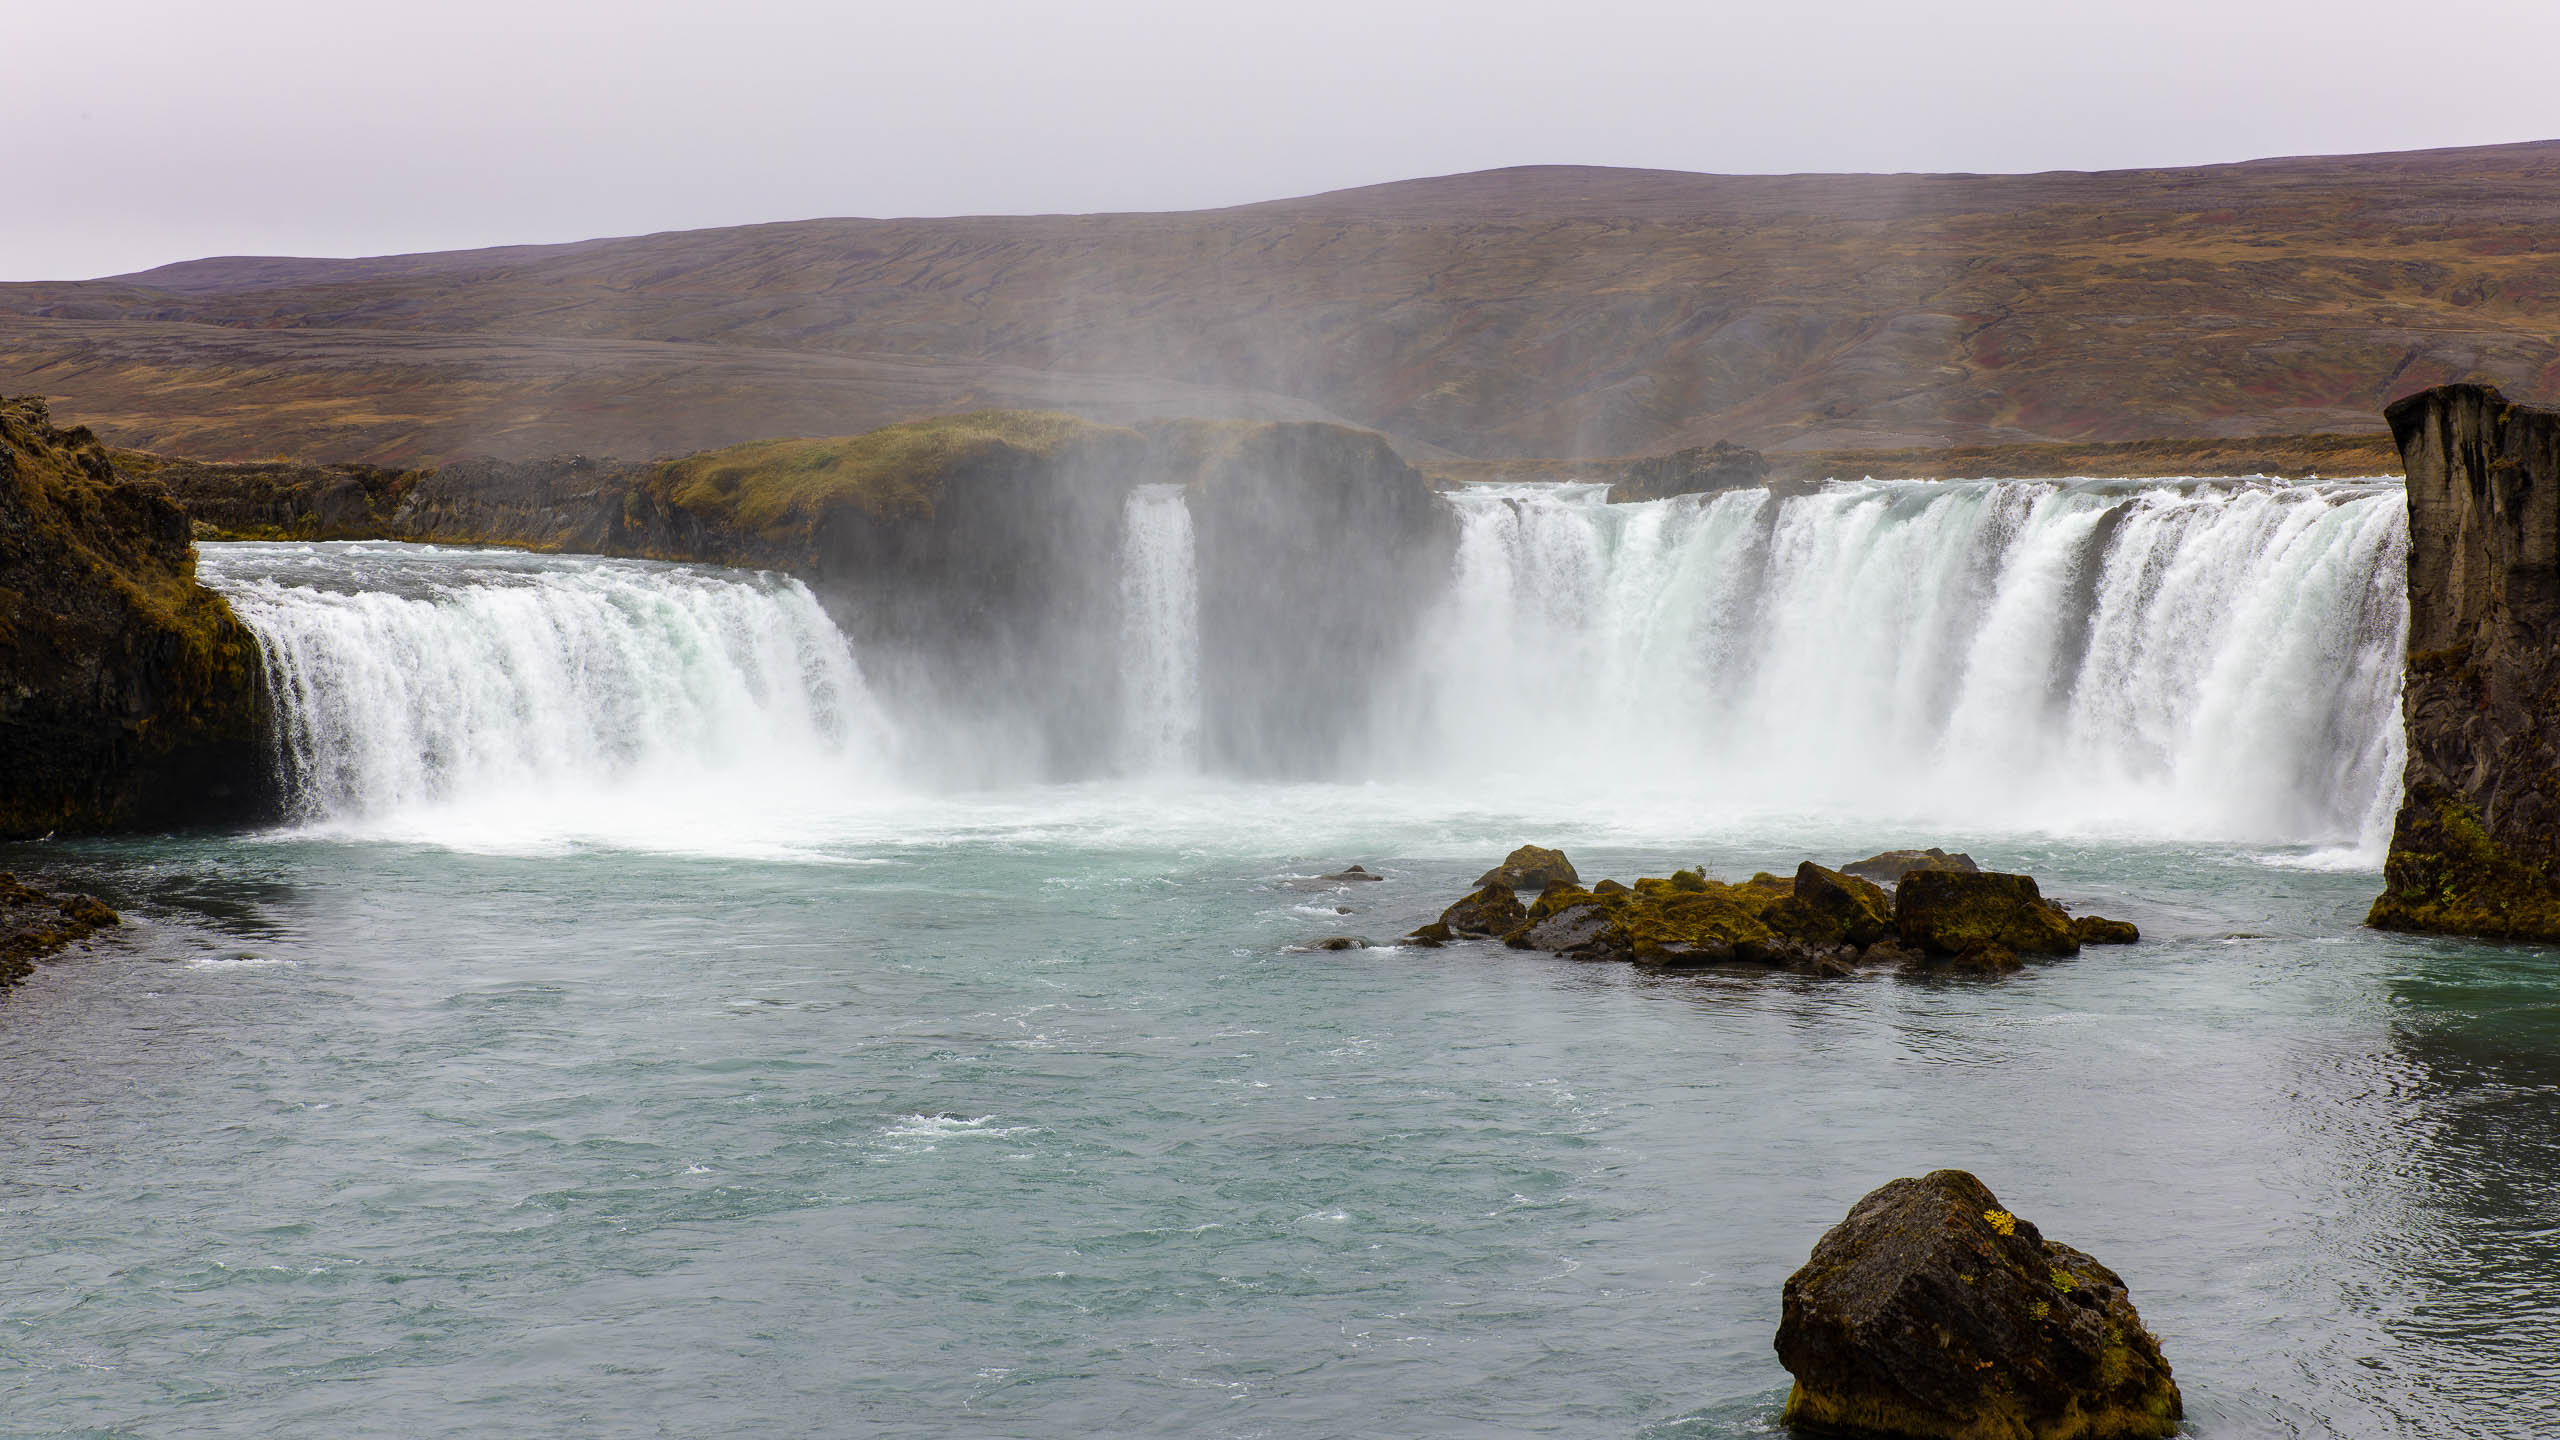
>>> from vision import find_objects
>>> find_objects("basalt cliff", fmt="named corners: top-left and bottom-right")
top-left (0, 397), bottom-right (271, 839)
top-left (2369, 384), bottom-right (2560, 939)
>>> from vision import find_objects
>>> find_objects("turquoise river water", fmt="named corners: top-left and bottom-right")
top-left (4, 494), bottom-right (2557, 1438)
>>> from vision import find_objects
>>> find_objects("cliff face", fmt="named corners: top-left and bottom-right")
top-left (1161, 420), bottom-right (1457, 775)
top-left (2370, 384), bottom-right (2560, 939)
top-left (0, 398), bottom-right (272, 839)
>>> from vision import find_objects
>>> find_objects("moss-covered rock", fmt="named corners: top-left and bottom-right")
top-left (1, 396), bottom-right (274, 839)
top-left (1410, 850), bottom-right (2139, 981)
top-left (1895, 871), bottom-right (2080, 961)
top-left (1475, 845), bottom-right (1580, 891)
top-left (1844, 848), bottom-right (1981, 885)
top-left (1776, 1169), bottom-right (2181, 1440)
top-left (1793, 861), bottom-right (1897, 945)
top-left (1423, 882), bottom-right (1529, 942)
top-left (2071, 916), bottom-right (2140, 946)
top-left (1, 873), bottom-right (122, 988)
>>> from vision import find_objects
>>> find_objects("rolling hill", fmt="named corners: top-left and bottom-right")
top-left (6, 141), bottom-right (2559, 464)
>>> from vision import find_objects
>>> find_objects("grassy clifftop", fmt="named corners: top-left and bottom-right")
top-left (647, 411), bottom-right (1130, 539)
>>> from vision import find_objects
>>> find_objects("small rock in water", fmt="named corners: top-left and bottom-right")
top-left (1842, 848), bottom-right (1981, 885)
top-left (1775, 1168), bottom-right (2181, 1440)
top-left (2072, 915), bottom-right (2140, 945)
top-left (1282, 864), bottom-right (1389, 891)
top-left (1309, 935), bottom-right (1369, 951)
top-left (1474, 845), bottom-right (1579, 891)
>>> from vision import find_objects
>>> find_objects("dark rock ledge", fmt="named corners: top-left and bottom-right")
top-left (2368, 383), bottom-right (2560, 940)
top-left (1407, 846), bottom-right (2137, 976)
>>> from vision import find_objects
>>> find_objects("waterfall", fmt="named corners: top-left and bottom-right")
top-left (199, 544), bottom-right (897, 843)
top-left (1117, 484), bottom-right (1203, 774)
top-left (1399, 478), bottom-right (2409, 850)
top-left (200, 476), bottom-right (2411, 855)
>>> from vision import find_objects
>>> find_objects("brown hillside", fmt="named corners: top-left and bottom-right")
top-left (6, 142), bottom-right (2560, 463)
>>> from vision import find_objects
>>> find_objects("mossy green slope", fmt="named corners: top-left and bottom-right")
top-left (645, 411), bottom-right (1131, 545)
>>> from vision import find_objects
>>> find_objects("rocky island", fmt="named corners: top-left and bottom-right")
top-left (1407, 846), bottom-right (2138, 976)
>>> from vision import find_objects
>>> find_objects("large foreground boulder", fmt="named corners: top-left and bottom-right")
top-left (1776, 1169), bottom-right (2181, 1440)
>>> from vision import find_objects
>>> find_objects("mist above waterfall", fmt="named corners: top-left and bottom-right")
top-left (199, 474), bottom-right (2409, 856)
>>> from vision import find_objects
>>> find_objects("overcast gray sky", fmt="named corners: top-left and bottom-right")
top-left (11, 0), bottom-right (2559, 281)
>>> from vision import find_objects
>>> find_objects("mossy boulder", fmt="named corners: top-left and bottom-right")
top-left (1894, 871), bottom-right (2080, 962)
top-left (2071, 916), bottom-right (2140, 946)
top-left (1844, 848), bottom-right (1982, 885)
top-left (1776, 1169), bottom-right (2181, 1440)
top-left (1792, 861), bottom-right (1897, 946)
top-left (1, 873), bottom-right (123, 988)
top-left (1407, 882), bottom-right (1529, 946)
top-left (1476, 845), bottom-right (1580, 891)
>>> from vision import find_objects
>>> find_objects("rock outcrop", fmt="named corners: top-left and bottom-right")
top-left (1775, 1169), bottom-right (2181, 1440)
top-left (1475, 845), bottom-right (1580, 891)
top-left (1, 874), bottom-right (121, 988)
top-left (1607, 440), bottom-right (1770, 502)
top-left (0, 397), bottom-right (273, 839)
top-left (2368, 384), bottom-right (2560, 940)
top-left (1408, 850), bottom-right (2137, 979)
top-left (1893, 870), bottom-right (2084, 972)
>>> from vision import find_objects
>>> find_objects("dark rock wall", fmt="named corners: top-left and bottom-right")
top-left (1166, 421), bottom-right (1455, 776)
top-left (0, 399), bottom-right (273, 839)
top-left (2370, 384), bottom-right (2560, 939)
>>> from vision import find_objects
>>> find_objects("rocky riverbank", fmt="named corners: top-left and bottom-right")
top-left (0, 874), bottom-right (121, 989)
top-left (0, 396), bottom-right (272, 840)
top-left (1408, 847), bottom-right (2138, 976)
top-left (2368, 384), bottom-right (2560, 940)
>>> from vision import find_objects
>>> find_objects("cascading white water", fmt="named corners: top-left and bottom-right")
top-left (1397, 478), bottom-right (2409, 851)
top-left (201, 479), bottom-right (2410, 856)
top-left (1116, 484), bottom-right (1203, 774)
top-left (199, 543), bottom-right (898, 848)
